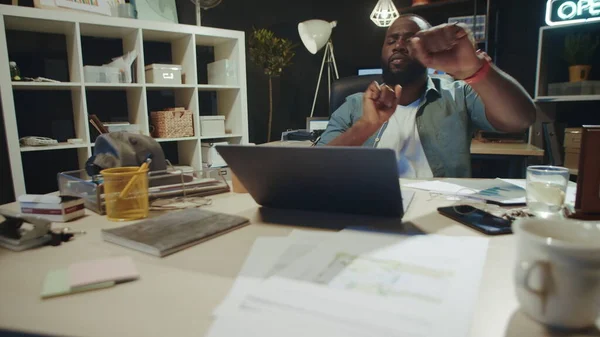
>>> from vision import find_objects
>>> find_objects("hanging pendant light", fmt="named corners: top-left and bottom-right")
top-left (370, 0), bottom-right (400, 27)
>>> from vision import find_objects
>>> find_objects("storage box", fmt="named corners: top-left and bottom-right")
top-left (145, 64), bottom-right (182, 85)
top-left (151, 108), bottom-right (194, 138)
top-left (564, 147), bottom-right (581, 170)
top-left (564, 128), bottom-right (583, 149)
top-left (202, 164), bottom-right (231, 180)
top-left (84, 65), bottom-right (122, 83)
top-left (200, 115), bottom-right (226, 136)
top-left (18, 195), bottom-right (85, 222)
top-left (207, 59), bottom-right (238, 85)
top-left (105, 123), bottom-right (142, 134)
top-left (201, 142), bottom-right (228, 168)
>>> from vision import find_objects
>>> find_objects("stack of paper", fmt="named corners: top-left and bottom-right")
top-left (208, 230), bottom-right (489, 337)
top-left (403, 178), bottom-right (578, 206)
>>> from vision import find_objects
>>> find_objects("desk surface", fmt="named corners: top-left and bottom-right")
top-left (0, 181), bottom-right (591, 337)
top-left (470, 140), bottom-right (544, 156)
top-left (268, 140), bottom-right (545, 157)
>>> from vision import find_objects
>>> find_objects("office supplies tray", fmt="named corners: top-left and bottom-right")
top-left (58, 167), bottom-right (230, 215)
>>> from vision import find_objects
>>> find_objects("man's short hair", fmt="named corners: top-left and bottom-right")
top-left (394, 14), bottom-right (432, 29)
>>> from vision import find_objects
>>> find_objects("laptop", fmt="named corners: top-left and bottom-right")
top-left (215, 145), bottom-right (404, 217)
top-left (306, 117), bottom-right (329, 132)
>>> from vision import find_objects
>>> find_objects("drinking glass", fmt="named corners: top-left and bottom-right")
top-left (526, 166), bottom-right (569, 219)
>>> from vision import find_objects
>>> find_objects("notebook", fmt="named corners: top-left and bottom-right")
top-left (41, 269), bottom-right (115, 299)
top-left (68, 256), bottom-right (139, 288)
top-left (102, 209), bottom-right (250, 257)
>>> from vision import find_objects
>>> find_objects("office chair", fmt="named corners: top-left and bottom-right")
top-left (330, 74), bottom-right (382, 114)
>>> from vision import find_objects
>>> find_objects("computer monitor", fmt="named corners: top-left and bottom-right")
top-left (358, 68), bottom-right (445, 76)
top-left (358, 68), bottom-right (383, 76)
top-left (306, 117), bottom-right (329, 132)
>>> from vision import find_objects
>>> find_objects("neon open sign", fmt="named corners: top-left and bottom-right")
top-left (546, 0), bottom-right (600, 26)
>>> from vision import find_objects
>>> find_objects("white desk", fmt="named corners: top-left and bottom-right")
top-left (0, 181), bottom-right (595, 337)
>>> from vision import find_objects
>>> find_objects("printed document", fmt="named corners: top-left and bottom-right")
top-left (223, 231), bottom-right (489, 337)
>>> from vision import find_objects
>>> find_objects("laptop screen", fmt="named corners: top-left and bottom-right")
top-left (307, 119), bottom-right (329, 132)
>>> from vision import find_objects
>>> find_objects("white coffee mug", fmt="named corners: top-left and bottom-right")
top-left (513, 218), bottom-right (600, 329)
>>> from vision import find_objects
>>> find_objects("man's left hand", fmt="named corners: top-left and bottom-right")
top-left (408, 23), bottom-right (483, 80)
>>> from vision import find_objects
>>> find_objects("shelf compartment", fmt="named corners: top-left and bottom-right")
top-left (146, 84), bottom-right (197, 90)
top-left (12, 82), bottom-right (82, 90)
top-left (20, 142), bottom-right (89, 152)
top-left (142, 30), bottom-right (197, 85)
top-left (195, 35), bottom-right (238, 47)
top-left (198, 90), bottom-right (243, 136)
top-left (196, 38), bottom-right (241, 87)
top-left (14, 89), bottom-right (86, 143)
top-left (534, 95), bottom-right (600, 102)
top-left (80, 25), bottom-right (142, 85)
top-left (200, 134), bottom-right (242, 140)
top-left (154, 137), bottom-right (197, 142)
top-left (535, 23), bottom-right (600, 97)
top-left (85, 86), bottom-right (148, 141)
top-left (6, 27), bottom-right (79, 83)
top-left (85, 83), bottom-right (144, 90)
top-left (3, 16), bottom-right (75, 35)
top-left (198, 84), bottom-right (240, 91)
top-left (158, 140), bottom-right (202, 171)
top-left (79, 23), bottom-right (138, 39)
top-left (147, 87), bottom-right (199, 140)
top-left (21, 148), bottom-right (89, 194)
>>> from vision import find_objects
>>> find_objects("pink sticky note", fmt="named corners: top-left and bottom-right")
top-left (68, 256), bottom-right (139, 288)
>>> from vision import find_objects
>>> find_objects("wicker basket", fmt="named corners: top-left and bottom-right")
top-left (151, 108), bottom-right (194, 138)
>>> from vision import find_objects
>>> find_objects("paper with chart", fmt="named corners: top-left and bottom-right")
top-left (213, 230), bottom-right (335, 316)
top-left (207, 305), bottom-right (408, 337)
top-left (235, 231), bottom-right (489, 337)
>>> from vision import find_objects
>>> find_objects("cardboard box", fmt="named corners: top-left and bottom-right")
top-left (145, 64), bottom-right (182, 85)
top-left (564, 127), bottom-right (583, 149)
top-left (564, 147), bottom-right (581, 170)
top-left (200, 115), bottom-right (226, 136)
top-left (19, 195), bottom-right (85, 222)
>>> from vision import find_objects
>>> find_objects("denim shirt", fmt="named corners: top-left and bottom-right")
top-left (317, 75), bottom-right (497, 178)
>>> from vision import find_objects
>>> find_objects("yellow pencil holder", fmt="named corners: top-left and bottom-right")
top-left (101, 167), bottom-right (149, 222)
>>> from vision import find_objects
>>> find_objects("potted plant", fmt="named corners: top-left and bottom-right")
top-left (248, 28), bottom-right (295, 142)
top-left (564, 33), bottom-right (599, 82)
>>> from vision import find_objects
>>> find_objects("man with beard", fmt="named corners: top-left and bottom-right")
top-left (317, 14), bottom-right (536, 178)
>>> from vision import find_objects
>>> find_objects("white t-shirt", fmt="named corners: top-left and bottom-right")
top-left (376, 98), bottom-right (434, 178)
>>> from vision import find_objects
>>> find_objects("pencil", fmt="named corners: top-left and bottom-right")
top-left (119, 156), bottom-right (151, 199)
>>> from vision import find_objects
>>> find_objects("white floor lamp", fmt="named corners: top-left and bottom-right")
top-left (298, 20), bottom-right (339, 118)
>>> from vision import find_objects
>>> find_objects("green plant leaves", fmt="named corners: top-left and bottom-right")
top-left (564, 33), bottom-right (600, 66)
top-left (248, 28), bottom-right (296, 77)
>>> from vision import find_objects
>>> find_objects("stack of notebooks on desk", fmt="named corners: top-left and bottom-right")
top-left (148, 177), bottom-right (230, 199)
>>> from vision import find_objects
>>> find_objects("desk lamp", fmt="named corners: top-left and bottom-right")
top-left (298, 19), bottom-right (339, 117)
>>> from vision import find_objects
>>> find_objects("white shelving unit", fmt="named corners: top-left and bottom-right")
top-left (534, 21), bottom-right (600, 100)
top-left (0, 5), bottom-right (249, 197)
top-left (530, 20), bottom-right (600, 163)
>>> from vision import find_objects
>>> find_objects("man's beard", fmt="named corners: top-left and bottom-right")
top-left (381, 61), bottom-right (427, 87)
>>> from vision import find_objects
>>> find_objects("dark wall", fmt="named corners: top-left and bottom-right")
top-left (178, 0), bottom-right (548, 144)
top-left (0, 0), bottom-right (591, 202)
